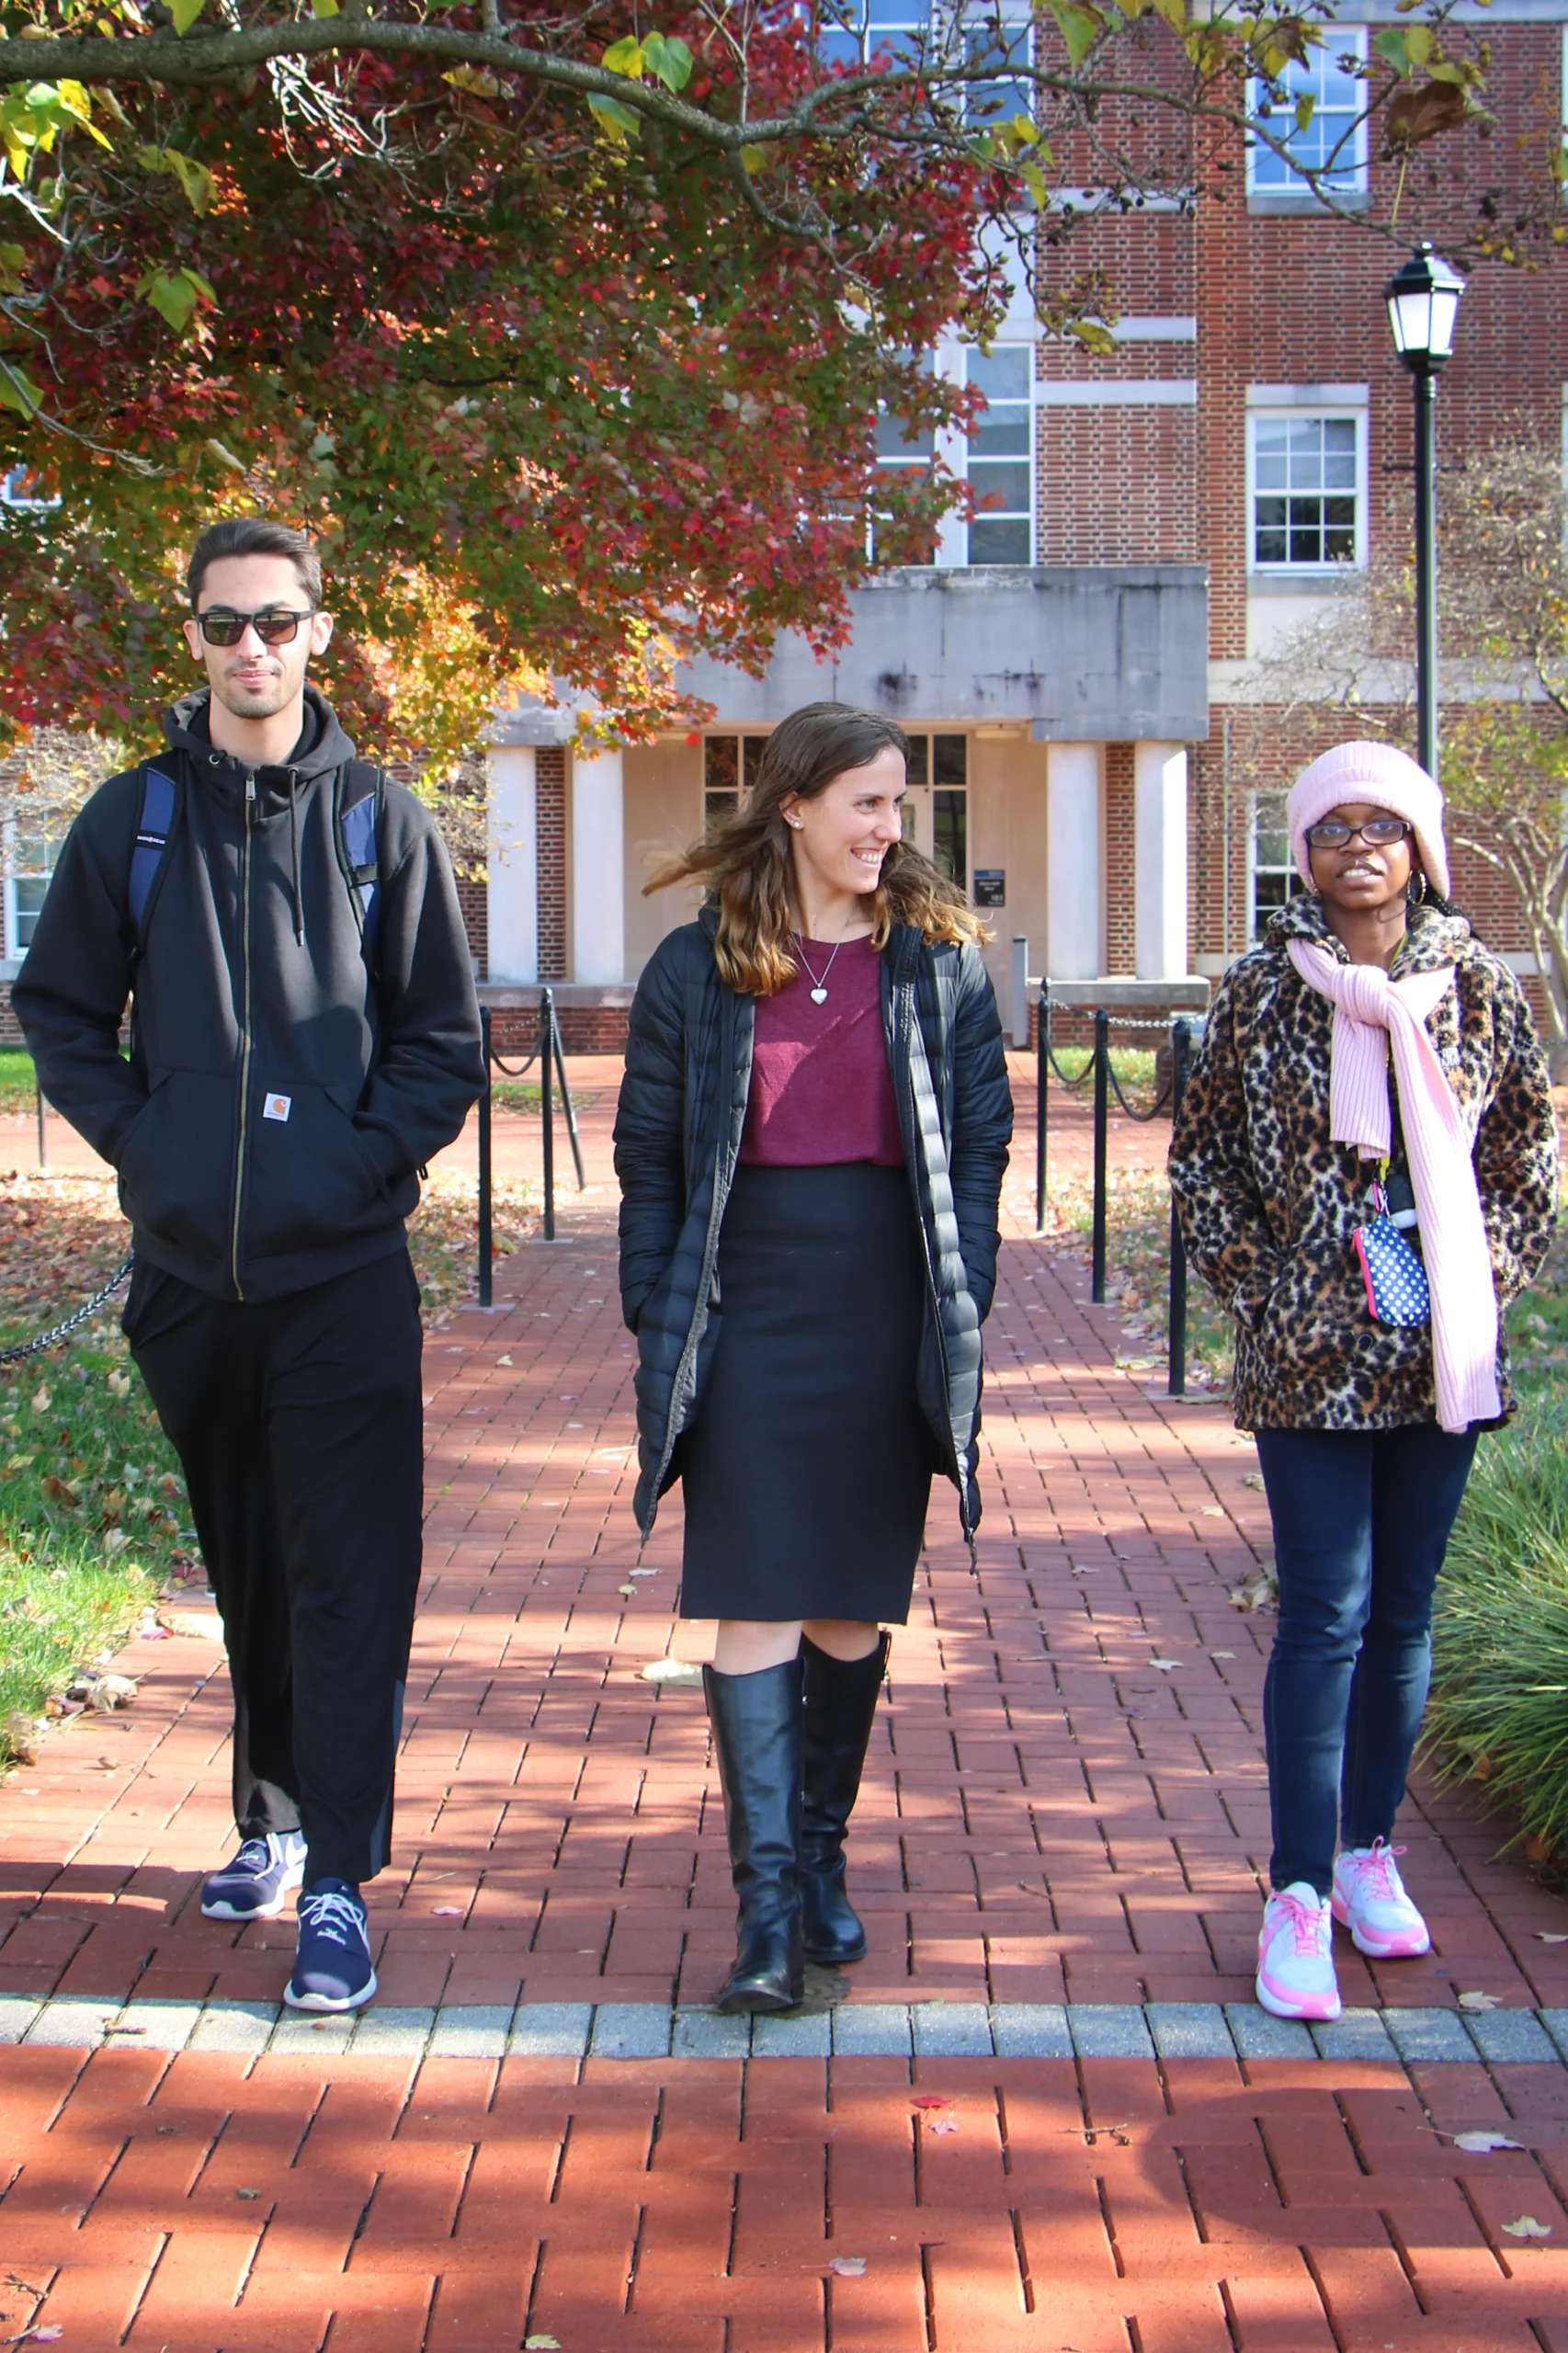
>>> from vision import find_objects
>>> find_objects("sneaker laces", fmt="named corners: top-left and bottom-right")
top-left (1353, 1840), bottom-right (1406, 1901)
top-left (299, 1890), bottom-right (365, 1949)
top-left (228, 1838), bottom-right (271, 1874)
top-left (1274, 1890), bottom-right (1327, 1956)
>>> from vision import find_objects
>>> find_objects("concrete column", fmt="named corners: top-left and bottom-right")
top-left (571, 747), bottom-right (625, 983)
top-left (1046, 743), bottom-right (1102, 979)
top-left (485, 746), bottom-right (538, 983)
top-left (1133, 742), bottom-right (1188, 981)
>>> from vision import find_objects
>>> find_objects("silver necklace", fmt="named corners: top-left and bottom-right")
top-left (793, 931), bottom-right (846, 1005)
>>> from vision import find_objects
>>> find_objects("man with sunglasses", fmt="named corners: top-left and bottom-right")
top-left (14, 516), bottom-right (486, 2012)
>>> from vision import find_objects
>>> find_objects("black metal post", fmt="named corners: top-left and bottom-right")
top-left (477, 1006), bottom-right (493, 1309)
top-left (1166, 1017), bottom-right (1192, 1398)
top-left (1413, 369), bottom-right (1439, 783)
top-left (540, 988), bottom-right (556, 1243)
top-left (1034, 982), bottom-right (1050, 1234)
top-left (551, 1003), bottom-right (586, 1192)
top-left (35, 1081), bottom-right (45, 1169)
top-left (1091, 1008), bottom-right (1108, 1306)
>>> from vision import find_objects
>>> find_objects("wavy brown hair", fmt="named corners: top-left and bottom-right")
top-left (645, 702), bottom-right (988, 995)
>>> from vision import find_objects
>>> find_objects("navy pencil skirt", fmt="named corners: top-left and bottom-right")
top-left (677, 1160), bottom-right (935, 1622)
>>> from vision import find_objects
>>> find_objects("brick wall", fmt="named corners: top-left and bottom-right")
top-left (456, 876), bottom-right (487, 981)
top-left (1104, 745), bottom-right (1136, 974)
top-left (538, 747), bottom-right (567, 981)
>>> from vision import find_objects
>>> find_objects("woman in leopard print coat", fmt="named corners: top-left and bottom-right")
top-left (1169, 741), bottom-right (1557, 2027)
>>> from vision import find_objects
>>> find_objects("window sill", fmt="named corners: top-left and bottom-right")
top-left (1248, 569), bottom-right (1359, 597)
top-left (1245, 188), bottom-right (1369, 216)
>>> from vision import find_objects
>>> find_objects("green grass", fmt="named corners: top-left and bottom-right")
top-left (1044, 1046), bottom-right (1159, 1095)
top-left (487, 1080), bottom-right (602, 1117)
top-left (0, 1160), bottom-right (538, 1764)
top-left (0, 1329), bottom-right (185, 1758)
top-left (0, 1047), bottom-right (39, 1116)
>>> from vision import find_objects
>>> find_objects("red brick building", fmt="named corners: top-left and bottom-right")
top-left (467, 7), bottom-right (1566, 1047)
top-left (5, 13), bottom-right (1562, 1052)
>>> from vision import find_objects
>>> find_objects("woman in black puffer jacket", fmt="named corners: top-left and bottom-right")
top-left (615, 702), bottom-right (1012, 2015)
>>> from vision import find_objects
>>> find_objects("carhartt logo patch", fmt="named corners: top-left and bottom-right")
top-left (263, 1093), bottom-right (291, 1123)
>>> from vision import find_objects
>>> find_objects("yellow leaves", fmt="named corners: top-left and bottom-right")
top-left (1, 77), bottom-right (109, 181)
top-left (601, 33), bottom-right (644, 76)
top-left (587, 94), bottom-right (642, 142)
top-left (739, 144), bottom-right (768, 173)
top-left (586, 27), bottom-right (692, 137)
top-left (1048, 0), bottom-right (1105, 68)
top-left (0, 242), bottom-right (26, 293)
top-left (601, 30), bottom-right (692, 89)
top-left (310, 0), bottom-right (340, 15)
top-left (136, 142), bottom-right (213, 213)
top-left (168, 0), bottom-right (208, 33)
top-left (443, 63), bottom-right (500, 95)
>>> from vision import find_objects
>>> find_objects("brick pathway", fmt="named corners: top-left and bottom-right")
top-left (4, 1056), bottom-right (1568, 2348)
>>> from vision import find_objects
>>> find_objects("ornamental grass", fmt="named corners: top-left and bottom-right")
top-left (1423, 1392), bottom-right (1568, 1859)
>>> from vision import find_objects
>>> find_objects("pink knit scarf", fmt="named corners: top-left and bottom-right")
top-left (1287, 939), bottom-right (1500, 1432)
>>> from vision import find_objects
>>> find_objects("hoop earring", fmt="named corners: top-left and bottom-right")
top-left (1407, 870), bottom-right (1427, 906)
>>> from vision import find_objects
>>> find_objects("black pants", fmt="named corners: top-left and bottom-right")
top-left (125, 1248), bottom-right (425, 1885)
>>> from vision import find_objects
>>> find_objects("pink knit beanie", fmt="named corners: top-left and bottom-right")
top-left (1287, 741), bottom-right (1449, 900)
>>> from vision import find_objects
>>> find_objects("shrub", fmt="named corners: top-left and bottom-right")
top-left (1423, 1393), bottom-right (1568, 1857)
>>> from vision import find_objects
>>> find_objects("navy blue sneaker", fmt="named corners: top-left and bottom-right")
top-left (285, 1880), bottom-right (377, 2012)
top-left (201, 1831), bottom-right (308, 1921)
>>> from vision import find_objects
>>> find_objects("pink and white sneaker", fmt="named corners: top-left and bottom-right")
top-left (1256, 1883), bottom-right (1342, 2021)
top-left (1332, 1840), bottom-right (1431, 1959)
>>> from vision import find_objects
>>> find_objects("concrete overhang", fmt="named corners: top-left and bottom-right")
top-left (676, 565), bottom-right (1210, 743)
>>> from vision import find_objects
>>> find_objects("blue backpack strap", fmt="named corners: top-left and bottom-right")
top-left (336, 760), bottom-right (383, 964)
top-left (128, 764), bottom-right (178, 939)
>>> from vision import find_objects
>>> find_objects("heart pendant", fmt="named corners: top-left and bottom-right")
top-left (810, 986), bottom-right (828, 1005)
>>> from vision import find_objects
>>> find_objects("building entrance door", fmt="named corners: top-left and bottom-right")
top-left (901, 785), bottom-right (935, 861)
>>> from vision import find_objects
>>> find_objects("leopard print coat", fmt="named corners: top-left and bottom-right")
top-left (1168, 894), bottom-right (1559, 1432)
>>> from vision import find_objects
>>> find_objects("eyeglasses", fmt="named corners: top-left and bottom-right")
top-left (195, 606), bottom-right (316, 647)
top-left (1303, 817), bottom-right (1413, 849)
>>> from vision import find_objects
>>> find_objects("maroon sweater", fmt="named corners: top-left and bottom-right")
top-left (739, 935), bottom-right (903, 1166)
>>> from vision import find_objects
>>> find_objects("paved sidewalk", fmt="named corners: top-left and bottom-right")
top-left (3, 1056), bottom-right (1568, 2348)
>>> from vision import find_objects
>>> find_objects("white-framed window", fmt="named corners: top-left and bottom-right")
top-left (1, 466), bottom-right (59, 512)
top-left (4, 824), bottom-right (58, 959)
top-left (816, 0), bottom-right (1031, 128)
top-left (1248, 790), bottom-right (1299, 941)
top-left (964, 345), bottom-right (1033, 564)
top-left (1248, 410), bottom-right (1364, 573)
top-left (1247, 28), bottom-right (1368, 196)
top-left (702, 734), bottom-right (767, 832)
top-left (874, 352), bottom-right (937, 564)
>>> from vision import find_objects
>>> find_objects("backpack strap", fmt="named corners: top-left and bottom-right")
top-left (128, 763), bottom-right (179, 944)
top-left (335, 759), bottom-right (385, 965)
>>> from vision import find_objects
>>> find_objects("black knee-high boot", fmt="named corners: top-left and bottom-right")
top-left (800, 1632), bottom-right (891, 1964)
top-left (703, 1656), bottom-right (805, 2014)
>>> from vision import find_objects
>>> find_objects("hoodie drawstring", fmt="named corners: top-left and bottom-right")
top-left (288, 771), bottom-right (303, 944)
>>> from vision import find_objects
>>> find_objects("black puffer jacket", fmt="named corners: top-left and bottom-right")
top-left (614, 912), bottom-right (1013, 1542)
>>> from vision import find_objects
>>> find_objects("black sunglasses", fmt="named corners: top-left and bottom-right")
top-left (195, 606), bottom-right (316, 647)
top-left (1304, 817), bottom-right (1413, 849)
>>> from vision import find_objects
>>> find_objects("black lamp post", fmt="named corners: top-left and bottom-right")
top-left (1384, 242), bottom-right (1466, 782)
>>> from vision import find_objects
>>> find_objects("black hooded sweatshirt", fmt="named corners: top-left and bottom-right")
top-left (12, 685), bottom-right (485, 1304)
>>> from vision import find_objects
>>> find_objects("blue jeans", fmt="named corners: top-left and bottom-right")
top-left (1255, 1423), bottom-right (1480, 1898)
